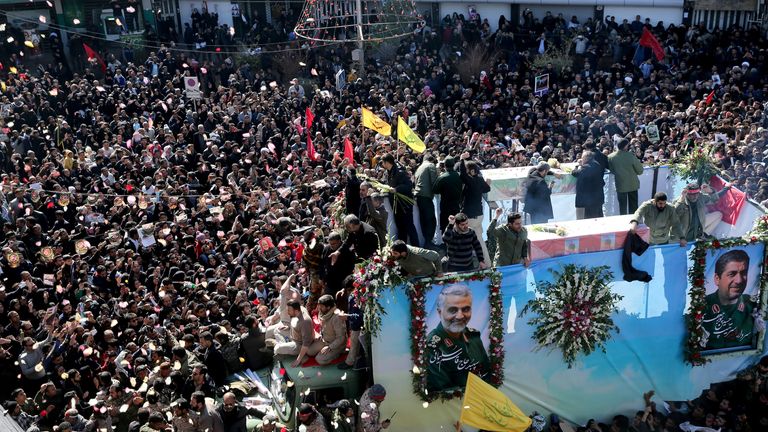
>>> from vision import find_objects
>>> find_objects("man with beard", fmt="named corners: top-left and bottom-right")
top-left (488, 210), bottom-right (530, 267)
top-left (190, 391), bottom-right (224, 432)
top-left (425, 284), bottom-right (489, 393)
top-left (630, 192), bottom-right (685, 246)
top-left (442, 213), bottom-right (487, 272)
top-left (273, 299), bottom-right (316, 367)
top-left (703, 250), bottom-right (757, 350)
top-left (306, 295), bottom-right (347, 365)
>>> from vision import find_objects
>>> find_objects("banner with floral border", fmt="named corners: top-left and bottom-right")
top-left (408, 270), bottom-right (504, 402)
top-left (351, 253), bottom-right (412, 338)
top-left (685, 234), bottom-right (768, 366)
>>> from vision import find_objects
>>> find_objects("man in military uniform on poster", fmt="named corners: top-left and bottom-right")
top-left (703, 249), bottom-right (759, 350)
top-left (425, 284), bottom-right (490, 393)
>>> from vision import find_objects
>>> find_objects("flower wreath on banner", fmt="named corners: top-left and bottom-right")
top-left (752, 215), bottom-right (768, 237)
top-left (408, 271), bottom-right (504, 402)
top-left (351, 252), bottom-right (412, 338)
top-left (685, 234), bottom-right (768, 366)
top-left (521, 264), bottom-right (620, 368)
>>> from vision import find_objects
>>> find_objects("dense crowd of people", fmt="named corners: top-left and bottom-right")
top-left (0, 5), bottom-right (767, 432)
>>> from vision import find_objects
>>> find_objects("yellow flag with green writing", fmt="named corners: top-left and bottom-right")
top-left (459, 373), bottom-right (531, 432)
top-left (361, 107), bottom-right (391, 136)
top-left (397, 117), bottom-right (425, 153)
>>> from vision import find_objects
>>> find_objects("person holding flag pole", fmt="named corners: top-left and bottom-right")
top-left (362, 107), bottom-right (392, 136)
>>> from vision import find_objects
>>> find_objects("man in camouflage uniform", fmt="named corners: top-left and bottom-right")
top-left (359, 384), bottom-right (389, 432)
top-left (297, 402), bottom-right (327, 432)
top-left (425, 284), bottom-right (490, 393)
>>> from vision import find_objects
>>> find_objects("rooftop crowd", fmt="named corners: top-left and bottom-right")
top-left (0, 4), bottom-right (767, 432)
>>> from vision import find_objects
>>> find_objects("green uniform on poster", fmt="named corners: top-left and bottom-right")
top-left (703, 293), bottom-right (755, 350)
top-left (425, 322), bottom-right (490, 393)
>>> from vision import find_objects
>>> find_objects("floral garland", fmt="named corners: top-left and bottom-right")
top-left (351, 252), bottom-right (412, 338)
top-left (408, 270), bottom-right (504, 402)
top-left (751, 215), bottom-right (768, 237)
top-left (670, 143), bottom-right (721, 186)
top-left (531, 224), bottom-right (568, 237)
top-left (685, 235), bottom-right (768, 366)
top-left (521, 264), bottom-right (620, 368)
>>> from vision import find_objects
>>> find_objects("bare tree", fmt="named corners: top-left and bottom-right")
top-left (455, 43), bottom-right (499, 86)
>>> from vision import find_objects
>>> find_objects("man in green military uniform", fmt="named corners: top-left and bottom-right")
top-left (608, 138), bottom-right (644, 215)
top-left (703, 249), bottom-right (757, 350)
top-left (390, 240), bottom-right (443, 278)
top-left (630, 192), bottom-right (686, 246)
top-left (425, 284), bottom-right (490, 393)
top-left (489, 209), bottom-right (530, 267)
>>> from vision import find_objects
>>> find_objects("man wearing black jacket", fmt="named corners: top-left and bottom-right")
top-left (324, 232), bottom-right (355, 296)
top-left (196, 331), bottom-right (229, 386)
top-left (381, 153), bottom-right (418, 245)
top-left (217, 392), bottom-right (265, 432)
top-left (458, 152), bottom-right (491, 264)
top-left (341, 214), bottom-right (379, 260)
top-left (572, 151), bottom-right (605, 219)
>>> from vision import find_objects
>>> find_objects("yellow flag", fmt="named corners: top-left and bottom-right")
top-left (459, 373), bottom-right (531, 432)
top-left (397, 117), bottom-right (425, 153)
top-left (361, 107), bottom-right (391, 136)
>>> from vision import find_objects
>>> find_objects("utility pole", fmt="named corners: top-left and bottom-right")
top-left (355, 0), bottom-right (364, 77)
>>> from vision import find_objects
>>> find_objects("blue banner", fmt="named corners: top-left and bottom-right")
top-left (372, 244), bottom-right (768, 430)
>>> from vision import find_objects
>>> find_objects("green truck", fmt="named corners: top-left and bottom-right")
top-left (240, 355), bottom-right (365, 429)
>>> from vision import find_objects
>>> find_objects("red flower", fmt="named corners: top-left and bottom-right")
top-left (40, 410), bottom-right (48, 417)
top-left (360, 267), bottom-right (366, 275)
top-left (695, 314), bottom-right (703, 321)
top-left (751, 236), bottom-right (758, 243)
top-left (374, 256), bottom-right (381, 263)
top-left (279, 368), bottom-right (286, 376)
top-left (694, 278), bottom-right (704, 287)
top-left (712, 240), bottom-right (721, 248)
top-left (698, 259), bottom-right (705, 265)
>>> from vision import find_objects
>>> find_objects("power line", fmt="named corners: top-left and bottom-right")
top-left (1, 10), bottom-right (359, 54)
